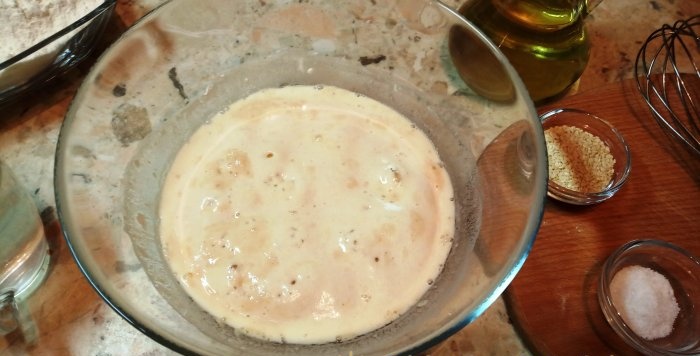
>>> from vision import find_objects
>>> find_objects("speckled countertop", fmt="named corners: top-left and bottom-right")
top-left (1, 0), bottom-right (699, 355)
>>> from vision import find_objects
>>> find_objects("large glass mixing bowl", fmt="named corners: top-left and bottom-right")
top-left (54, 0), bottom-right (546, 354)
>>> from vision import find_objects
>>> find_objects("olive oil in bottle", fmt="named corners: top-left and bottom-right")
top-left (457, 0), bottom-right (591, 104)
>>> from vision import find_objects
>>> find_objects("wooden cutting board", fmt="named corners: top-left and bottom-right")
top-left (505, 77), bottom-right (700, 355)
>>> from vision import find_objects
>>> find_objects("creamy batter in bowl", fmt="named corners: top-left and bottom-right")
top-left (55, 0), bottom-right (547, 354)
top-left (124, 53), bottom-right (484, 351)
top-left (158, 84), bottom-right (456, 344)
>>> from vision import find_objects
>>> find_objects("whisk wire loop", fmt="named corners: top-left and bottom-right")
top-left (635, 14), bottom-right (700, 156)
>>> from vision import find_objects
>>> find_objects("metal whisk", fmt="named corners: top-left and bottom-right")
top-left (635, 15), bottom-right (700, 157)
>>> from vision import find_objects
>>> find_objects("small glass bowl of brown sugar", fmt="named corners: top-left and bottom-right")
top-left (540, 108), bottom-right (631, 205)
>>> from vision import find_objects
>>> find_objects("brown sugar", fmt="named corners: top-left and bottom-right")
top-left (545, 125), bottom-right (615, 192)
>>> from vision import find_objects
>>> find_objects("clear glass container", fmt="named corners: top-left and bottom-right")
top-left (540, 108), bottom-right (631, 205)
top-left (455, 0), bottom-right (604, 104)
top-left (599, 240), bottom-right (700, 355)
top-left (54, 0), bottom-right (548, 354)
top-left (0, 160), bottom-right (49, 342)
top-left (0, 0), bottom-right (117, 105)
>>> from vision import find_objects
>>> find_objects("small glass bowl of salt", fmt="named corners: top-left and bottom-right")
top-left (599, 239), bottom-right (700, 355)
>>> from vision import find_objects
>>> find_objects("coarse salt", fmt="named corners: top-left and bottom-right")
top-left (609, 265), bottom-right (680, 340)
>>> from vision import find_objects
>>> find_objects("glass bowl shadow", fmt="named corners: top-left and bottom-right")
top-left (540, 108), bottom-right (631, 205)
top-left (54, 0), bottom-right (547, 354)
top-left (599, 239), bottom-right (700, 355)
top-left (0, 0), bottom-right (116, 106)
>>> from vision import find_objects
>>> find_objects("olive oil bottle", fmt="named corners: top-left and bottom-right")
top-left (457, 0), bottom-right (596, 104)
